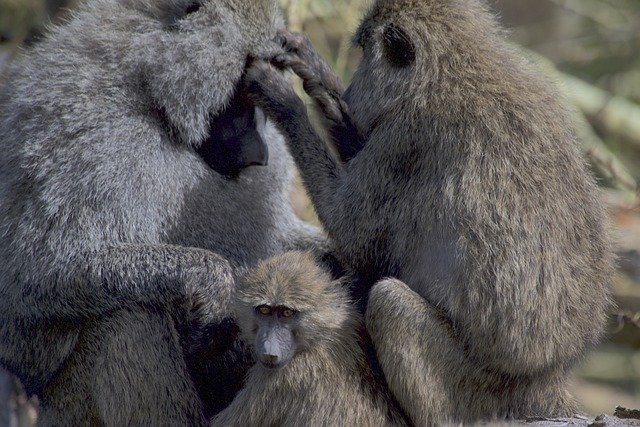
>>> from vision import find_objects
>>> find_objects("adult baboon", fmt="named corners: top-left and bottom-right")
top-left (0, 0), bottom-right (324, 424)
top-left (212, 251), bottom-right (408, 427)
top-left (244, 0), bottom-right (614, 423)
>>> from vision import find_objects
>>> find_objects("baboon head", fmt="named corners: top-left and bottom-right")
top-left (103, 0), bottom-right (283, 174)
top-left (235, 252), bottom-right (352, 370)
top-left (345, 0), bottom-right (501, 138)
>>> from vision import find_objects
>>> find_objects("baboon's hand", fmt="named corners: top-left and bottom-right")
top-left (183, 254), bottom-right (235, 328)
top-left (272, 31), bottom-right (329, 84)
top-left (253, 37), bottom-right (287, 62)
top-left (245, 60), bottom-right (305, 121)
top-left (272, 30), bottom-right (344, 123)
top-left (272, 30), bottom-right (318, 72)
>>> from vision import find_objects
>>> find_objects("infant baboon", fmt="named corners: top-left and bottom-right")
top-left (212, 251), bottom-right (408, 427)
top-left (245, 0), bottom-right (614, 423)
top-left (0, 0), bottom-right (326, 424)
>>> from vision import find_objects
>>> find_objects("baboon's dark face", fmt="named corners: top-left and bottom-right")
top-left (196, 88), bottom-right (269, 179)
top-left (236, 253), bottom-right (345, 370)
top-left (252, 304), bottom-right (298, 369)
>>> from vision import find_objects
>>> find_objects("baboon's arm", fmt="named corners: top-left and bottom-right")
top-left (245, 61), bottom-right (343, 234)
top-left (365, 279), bottom-right (463, 426)
top-left (272, 30), bottom-right (366, 162)
top-left (16, 245), bottom-right (233, 323)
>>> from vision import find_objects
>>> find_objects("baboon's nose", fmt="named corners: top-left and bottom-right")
top-left (247, 142), bottom-right (269, 167)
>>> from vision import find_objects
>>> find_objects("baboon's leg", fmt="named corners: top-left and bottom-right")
top-left (366, 279), bottom-right (461, 425)
top-left (40, 309), bottom-right (205, 427)
top-left (367, 279), bottom-right (578, 424)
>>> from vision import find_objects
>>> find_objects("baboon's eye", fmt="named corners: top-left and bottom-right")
top-left (281, 308), bottom-right (296, 318)
top-left (256, 305), bottom-right (272, 316)
top-left (184, 1), bottom-right (202, 15)
top-left (382, 23), bottom-right (416, 67)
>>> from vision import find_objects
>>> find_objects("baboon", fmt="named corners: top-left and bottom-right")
top-left (0, 0), bottom-right (326, 424)
top-left (244, 0), bottom-right (614, 423)
top-left (212, 251), bottom-right (408, 427)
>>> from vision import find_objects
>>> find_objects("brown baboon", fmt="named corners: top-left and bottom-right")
top-left (243, 0), bottom-right (614, 423)
top-left (211, 251), bottom-right (408, 427)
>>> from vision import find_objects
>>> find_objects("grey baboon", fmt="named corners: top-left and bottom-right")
top-left (244, 0), bottom-right (614, 423)
top-left (0, 0), bottom-right (324, 424)
top-left (212, 251), bottom-right (408, 427)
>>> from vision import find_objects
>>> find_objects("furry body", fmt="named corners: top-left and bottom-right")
top-left (0, 0), bottom-right (321, 423)
top-left (245, 0), bottom-right (614, 423)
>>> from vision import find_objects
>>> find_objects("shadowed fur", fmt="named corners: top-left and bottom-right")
top-left (244, 0), bottom-right (614, 423)
top-left (212, 251), bottom-right (408, 427)
top-left (0, 0), bottom-right (327, 424)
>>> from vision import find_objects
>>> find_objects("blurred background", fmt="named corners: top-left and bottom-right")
top-left (0, 0), bottom-right (639, 423)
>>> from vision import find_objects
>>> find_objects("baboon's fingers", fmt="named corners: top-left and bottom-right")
top-left (289, 62), bottom-right (321, 86)
top-left (275, 29), bottom-right (312, 55)
top-left (272, 54), bottom-right (323, 90)
top-left (245, 60), bottom-right (280, 95)
top-left (272, 53), bottom-right (302, 70)
top-left (274, 31), bottom-right (345, 97)
top-left (272, 52), bottom-right (317, 80)
top-left (245, 60), bottom-right (304, 119)
top-left (253, 40), bottom-right (287, 62)
top-left (302, 80), bottom-right (342, 120)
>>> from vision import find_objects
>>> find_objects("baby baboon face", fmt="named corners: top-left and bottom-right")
top-left (251, 304), bottom-right (299, 369)
top-left (235, 252), bottom-right (352, 370)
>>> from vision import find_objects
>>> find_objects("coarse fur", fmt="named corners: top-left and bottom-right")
top-left (244, 0), bottom-right (614, 423)
top-left (212, 251), bottom-right (408, 427)
top-left (0, 0), bottom-right (325, 424)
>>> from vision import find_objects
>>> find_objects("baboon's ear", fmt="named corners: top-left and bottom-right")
top-left (382, 23), bottom-right (416, 67)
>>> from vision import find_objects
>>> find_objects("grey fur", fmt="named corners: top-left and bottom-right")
top-left (212, 251), bottom-right (407, 427)
top-left (0, 0), bottom-right (322, 424)
top-left (245, 0), bottom-right (614, 423)
top-left (0, 370), bottom-right (16, 427)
